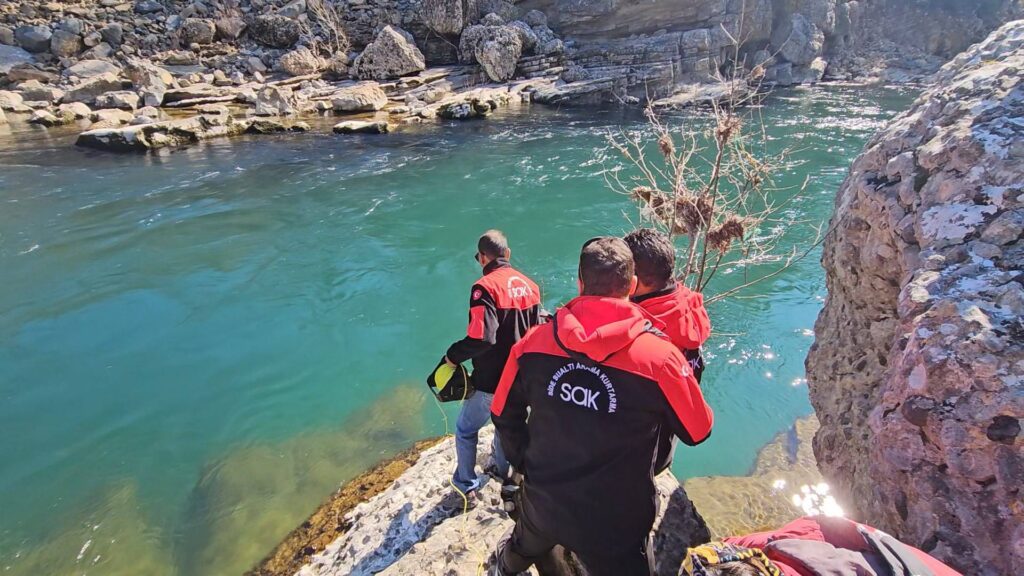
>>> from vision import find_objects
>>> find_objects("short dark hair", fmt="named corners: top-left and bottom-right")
top-left (478, 230), bottom-right (509, 259)
top-left (579, 237), bottom-right (634, 297)
top-left (623, 228), bottom-right (675, 288)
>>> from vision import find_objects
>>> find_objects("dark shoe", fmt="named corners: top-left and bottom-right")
top-left (490, 531), bottom-right (515, 576)
top-left (441, 488), bottom-right (478, 513)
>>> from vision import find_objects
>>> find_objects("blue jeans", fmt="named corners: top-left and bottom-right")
top-left (453, 391), bottom-right (509, 494)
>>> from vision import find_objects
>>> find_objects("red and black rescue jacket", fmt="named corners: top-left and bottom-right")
top-left (446, 258), bottom-right (542, 394)
top-left (632, 282), bottom-right (711, 380)
top-left (632, 282), bottom-right (712, 473)
top-left (492, 296), bottom-right (713, 556)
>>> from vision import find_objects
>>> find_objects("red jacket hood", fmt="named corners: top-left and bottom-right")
top-left (555, 296), bottom-right (658, 362)
top-left (632, 284), bottom-right (710, 350)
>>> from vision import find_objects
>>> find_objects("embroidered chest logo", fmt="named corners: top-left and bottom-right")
top-left (506, 276), bottom-right (534, 300)
top-left (547, 362), bottom-right (618, 413)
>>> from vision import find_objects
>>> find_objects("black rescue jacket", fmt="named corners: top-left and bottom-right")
top-left (491, 296), bottom-right (713, 557)
top-left (446, 258), bottom-right (542, 394)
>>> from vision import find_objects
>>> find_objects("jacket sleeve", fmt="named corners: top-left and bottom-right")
top-left (445, 284), bottom-right (498, 364)
top-left (658, 349), bottom-right (713, 446)
top-left (491, 339), bottom-right (529, 471)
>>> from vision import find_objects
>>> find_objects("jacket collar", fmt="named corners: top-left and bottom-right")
top-left (631, 281), bottom-right (677, 304)
top-left (483, 257), bottom-right (511, 275)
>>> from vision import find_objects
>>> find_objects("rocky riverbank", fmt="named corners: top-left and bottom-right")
top-left (1, 0), bottom-right (1021, 152)
top-left (807, 19), bottom-right (1024, 576)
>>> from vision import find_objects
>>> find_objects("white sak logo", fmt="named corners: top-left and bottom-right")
top-left (547, 362), bottom-right (618, 413)
top-left (506, 276), bottom-right (534, 300)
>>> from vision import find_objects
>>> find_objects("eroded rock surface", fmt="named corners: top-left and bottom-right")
top-left (806, 21), bottom-right (1024, 576)
top-left (296, 427), bottom-right (710, 576)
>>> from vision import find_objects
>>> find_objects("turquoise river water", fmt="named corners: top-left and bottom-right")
top-left (0, 86), bottom-right (914, 575)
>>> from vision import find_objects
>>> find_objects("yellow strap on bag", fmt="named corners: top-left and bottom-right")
top-left (433, 362), bottom-right (456, 391)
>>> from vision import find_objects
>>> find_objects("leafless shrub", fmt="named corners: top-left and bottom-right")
top-left (606, 12), bottom-right (821, 305)
top-left (302, 0), bottom-right (351, 56)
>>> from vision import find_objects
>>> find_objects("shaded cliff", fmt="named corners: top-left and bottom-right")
top-left (806, 20), bottom-right (1024, 576)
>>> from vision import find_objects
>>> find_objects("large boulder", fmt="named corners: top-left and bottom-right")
top-left (255, 85), bottom-right (295, 116)
top-left (248, 15), bottom-right (301, 48)
top-left (0, 90), bottom-right (24, 111)
top-left (332, 82), bottom-right (388, 112)
top-left (16, 80), bottom-right (64, 103)
top-left (64, 72), bottom-right (125, 104)
top-left (95, 90), bottom-right (140, 110)
top-left (215, 17), bottom-right (247, 41)
top-left (353, 26), bottom-right (426, 81)
top-left (181, 18), bottom-right (217, 46)
top-left (50, 29), bottom-right (84, 58)
top-left (474, 26), bottom-right (522, 81)
top-left (0, 45), bottom-right (35, 74)
top-left (66, 59), bottom-right (122, 79)
top-left (771, 13), bottom-right (824, 66)
top-left (126, 61), bottom-right (173, 107)
top-left (279, 47), bottom-right (324, 76)
top-left (421, 0), bottom-right (464, 35)
top-left (15, 26), bottom-right (52, 53)
top-left (806, 21), bottom-right (1024, 576)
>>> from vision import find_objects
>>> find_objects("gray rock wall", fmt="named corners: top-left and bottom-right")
top-left (806, 20), bottom-right (1024, 576)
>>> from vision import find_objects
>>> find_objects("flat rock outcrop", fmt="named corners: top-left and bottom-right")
top-left (294, 427), bottom-right (711, 576)
top-left (806, 21), bottom-right (1024, 576)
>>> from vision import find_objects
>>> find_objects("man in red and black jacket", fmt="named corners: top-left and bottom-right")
top-left (491, 237), bottom-right (713, 576)
top-left (624, 228), bottom-right (712, 473)
top-left (444, 230), bottom-right (541, 506)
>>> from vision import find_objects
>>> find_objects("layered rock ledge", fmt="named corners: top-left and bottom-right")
top-left (806, 20), bottom-right (1024, 576)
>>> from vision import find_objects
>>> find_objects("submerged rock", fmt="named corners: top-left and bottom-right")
top-left (806, 21), bottom-right (1024, 575)
top-left (333, 120), bottom-right (390, 134)
top-left (352, 26), bottom-right (426, 81)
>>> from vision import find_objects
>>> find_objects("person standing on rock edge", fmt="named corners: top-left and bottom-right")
top-left (443, 230), bottom-right (542, 509)
top-left (490, 237), bottom-right (713, 576)
top-left (624, 227), bottom-right (711, 474)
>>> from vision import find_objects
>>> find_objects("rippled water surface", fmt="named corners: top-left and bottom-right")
top-left (0, 86), bottom-right (915, 575)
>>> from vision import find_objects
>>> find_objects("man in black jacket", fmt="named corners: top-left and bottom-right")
top-left (490, 237), bottom-right (714, 575)
top-left (444, 230), bottom-right (541, 507)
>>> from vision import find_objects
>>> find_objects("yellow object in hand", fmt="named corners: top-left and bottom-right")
top-left (434, 363), bottom-right (456, 391)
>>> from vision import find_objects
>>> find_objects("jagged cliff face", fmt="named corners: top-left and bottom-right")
top-left (806, 21), bottom-right (1024, 576)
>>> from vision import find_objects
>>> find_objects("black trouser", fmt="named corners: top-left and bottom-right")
top-left (497, 493), bottom-right (655, 576)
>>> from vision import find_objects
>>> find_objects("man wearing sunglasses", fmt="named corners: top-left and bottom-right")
top-left (443, 230), bottom-right (542, 508)
top-left (490, 236), bottom-right (713, 576)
